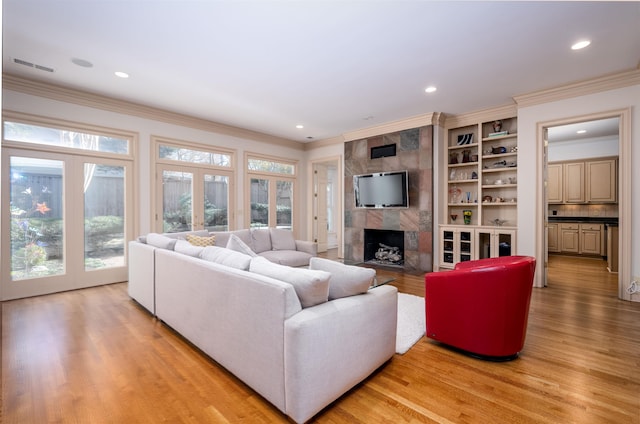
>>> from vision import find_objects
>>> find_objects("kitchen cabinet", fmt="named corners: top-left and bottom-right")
top-left (547, 223), bottom-right (560, 252)
top-left (586, 159), bottom-right (617, 203)
top-left (548, 158), bottom-right (617, 204)
top-left (547, 164), bottom-right (563, 204)
top-left (554, 222), bottom-right (603, 256)
top-left (560, 223), bottom-right (579, 253)
top-left (607, 225), bottom-right (619, 273)
top-left (564, 162), bottom-right (585, 203)
top-left (580, 224), bottom-right (602, 255)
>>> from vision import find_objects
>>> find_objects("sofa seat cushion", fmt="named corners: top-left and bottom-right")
top-left (200, 246), bottom-right (252, 270)
top-left (250, 257), bottom-right (330, 308)
top-left (309, 257), bottom-right (375, 300)
top-left (259, 250), bottom-right (313, 268)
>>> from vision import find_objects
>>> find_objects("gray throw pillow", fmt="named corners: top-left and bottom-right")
top-left (309, 257), bottom-right (375, 300)
top-left (250, 228), bottom-right (272, 253)
top-left (226, 234), bottom-right (257, 257)
top-left (249, 257), bottom-right (330, 308)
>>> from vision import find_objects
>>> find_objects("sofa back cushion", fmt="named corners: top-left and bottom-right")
top-left (146, 233), bottom-right (178, 250)
top-left (249, 257), bottom-right (330, 308)
top-left (200, 246), bottom-right (252, 270)
top-left (309, 257), bottom-right (375, 300)
top-left (174, 239), bottom-right (205, 257)
top-left (269, 228), bottom-right (296, 251)
top-left (250, 228), bottom-right (272, 253)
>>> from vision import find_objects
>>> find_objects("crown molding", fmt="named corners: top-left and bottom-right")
top-left (342, 112), bottom-right (441, 142)
top-left (2, 73), bottom-right (305, 151)
top-left (303, 135), bottom-right (345, 151)
top-left (443, 103), bottom-right (518, 129)
top-left (514, 68), bottom-right (640, 108)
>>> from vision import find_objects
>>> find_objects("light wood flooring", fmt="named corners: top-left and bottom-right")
top-left (2, 253), bottom-right (639, 423)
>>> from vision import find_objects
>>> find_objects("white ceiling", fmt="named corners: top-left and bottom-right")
top-left (3, 1), bottom-right (639, 143)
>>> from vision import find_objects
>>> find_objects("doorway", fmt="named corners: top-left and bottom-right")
top-left (310, 157), bottom-right (342, 257)
top-left (540, 112), bottom-right (629, 299)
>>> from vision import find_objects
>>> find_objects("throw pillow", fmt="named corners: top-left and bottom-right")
top-left (249, 256), bottom-right (330, 308)
top-left (250, 228), bottom-right (272, 253)
top-left (186, 234), bottom-right (216, 247)
top-left (174, 239), bottom-right (205, 257)
top-left (146, 233), bottom-right (178, 250)
top-left (226, 234), bottom-right (257, 257)
top-left (200, 246), bottom-right (252, 270)
top-left (309, 257), bottom-right (375, 300)
top-left (269, 227), bottom-right (296, 251)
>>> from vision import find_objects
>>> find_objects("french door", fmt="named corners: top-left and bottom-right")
top-left (1, 148), bottom-right (133, 300)
top-left (156, 164), bottom-right (231, 232)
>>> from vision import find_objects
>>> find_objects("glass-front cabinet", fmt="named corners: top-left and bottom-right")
top-left (441, 227), bottom-right (475, 267)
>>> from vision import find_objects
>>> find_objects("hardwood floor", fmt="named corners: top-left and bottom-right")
top-left (2, 253), bottom-right (639, 423)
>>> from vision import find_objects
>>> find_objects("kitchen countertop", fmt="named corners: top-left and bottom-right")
top-left (548, 216), bottom-right (618, 225)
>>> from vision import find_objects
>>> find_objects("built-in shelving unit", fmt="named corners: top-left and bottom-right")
top-left (440, 110), bottom-right (519, 269)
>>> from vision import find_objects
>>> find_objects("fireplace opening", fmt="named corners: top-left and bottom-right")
top-left (364, 229), bottom-right (404, 267)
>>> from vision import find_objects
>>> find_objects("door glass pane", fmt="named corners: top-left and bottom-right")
top-left (163, 170), bottom-right (193, 232)
top-left (276, 180), bottom-right (293, 229)
top-left (9, 157), bottom-right (64, 280)
top-left (250, 178), bottom-right (268, 228)
top-left (204, 174), bottom-right (229, 231)
top-left (84, 164), bottom-right (125, 270)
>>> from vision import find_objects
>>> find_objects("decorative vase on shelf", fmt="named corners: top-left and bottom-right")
top-left (463, 209), bottom-right (472, 225)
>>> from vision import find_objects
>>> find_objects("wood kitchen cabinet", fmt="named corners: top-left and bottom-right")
top-left (549, 158), bottom-right (617, 204)
top-left (560, 223), bottom-right (579, 253)
top-left (564, 162), bottom-right (585, 203)
top-left (586, 159), bottom-right (617, 203)
top-left (580, 224), bottom-right (602, 255)
top-left (547, 223), bottom-right (560, 252)
top-left (547, 164), bottom-right (563, 204)
top-left (554, 222), bottom-right (603, 256)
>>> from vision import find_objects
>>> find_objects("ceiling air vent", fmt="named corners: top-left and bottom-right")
top-left (13, 58), bottom-right (54, 73)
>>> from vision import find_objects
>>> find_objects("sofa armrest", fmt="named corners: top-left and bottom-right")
top-left (294, 239), bottom-right (317, 256)
top-left (127, 241), bottom-right (156, 314)
top-left (284, 285), bottom-right (397, 423)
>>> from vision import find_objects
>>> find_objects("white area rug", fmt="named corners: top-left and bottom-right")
top-left (396, 293), bottom-right (426, 354)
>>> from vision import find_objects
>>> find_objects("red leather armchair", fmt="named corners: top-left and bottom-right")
top-left (425, 256), bottom-right (536, 360)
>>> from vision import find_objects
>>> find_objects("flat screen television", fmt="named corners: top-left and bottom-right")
top-left (354, 170), bottom-right (409, 208)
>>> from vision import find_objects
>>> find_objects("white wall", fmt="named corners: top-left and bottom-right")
top-left (3, 89), bottom-right (310, 238)
top-left (548, 136), bottom-right (618, 161)
top-left (517, 83), bottom-right (640, 298)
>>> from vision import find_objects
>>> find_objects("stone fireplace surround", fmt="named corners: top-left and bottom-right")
top-left (344, 125), bottom-right (434, 273)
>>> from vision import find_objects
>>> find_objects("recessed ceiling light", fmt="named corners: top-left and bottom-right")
top-left (571, 40), bottom-right (591, 50)
top-left (296, 124), bottom-right (304, 129)
top-left (114, 71), bottom-right (129, 78)
top-left (425, 86), bottom-right (437, 93)
top-left (577, 129), bottom-right (587, 134)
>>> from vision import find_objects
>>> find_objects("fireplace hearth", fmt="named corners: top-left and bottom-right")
top-left (364, 229), bottom-right (404, 267)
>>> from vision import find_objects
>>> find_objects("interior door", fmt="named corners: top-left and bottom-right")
top-left (314, 164), bottom-right (329, 253)
top-left (2, 149), bottom-right (132, 300)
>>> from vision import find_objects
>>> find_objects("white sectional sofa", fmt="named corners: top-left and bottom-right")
top-left (127, 230), bottom-right (397, 423)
